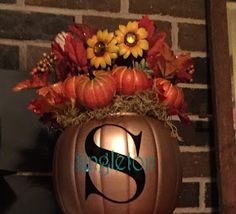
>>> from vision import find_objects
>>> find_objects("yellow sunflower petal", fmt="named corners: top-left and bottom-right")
top-left (87, 48), bottom-right (95, 59)
top-left (90, 57), bottom-right (96, 67)
top-left (94, 57), bottom-right (102, 68)
top-left (87, 35), bottom-right (98, 47)
top-left (138, 39), bottom-right (149, 50)
top-left (123, 50), bottom-right (131, 59)
top-left (107, 42), bottom-right (119, 53)
top-left (131, 46), bottom-right (143, 58)
top-left (100, 58), bottom-right (107, 68)
top-left (119, 44), bottom-right (130, 55)
top-left (97, 30), bottom-right (108, 42)
top-left (137, 47), bottom-right (143, 57)
top-left (110, 53), bottom-right (118, 59)
top-left (110, 37), bottom-right (117, 45)
top-left (127, 21), bottom-right (138, 32)
top-left (115, 34), bottom-right (124, 43)
top-left (105, 32), bottom-right (114, 43)
top-left (104, 53), bottom-right (111, 65)
top-left (115, 29), bottom-right (123, 37)
top-left (131, 47), bottom-right (138, 58)
top-left (137, 27), bottom-right (148, 40)
top-left (119, 25), bottom-right (127, 34)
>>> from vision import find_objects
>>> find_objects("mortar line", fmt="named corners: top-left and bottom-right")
top-left (179, 51), bottom-right (207, 58)
top-left (0, 39), bottom-right (51, 47)
top-left (179, 146), bottom-right (211, 153)
top-left (16, 171), bottom-right (52, 176)
top-left (19, 44), bottom-right (27, 72)
top-left (171, 21), bottom-right (179, 52)
top-left (174, 207), bottom-right (213, 213)
top-left (177, 83), bottom-right (209, 89)
top-left (170, 115), bottom-right (210, 121)
top-left (182, 177), bottom-right (214, 183)
top-left (16, 0), bottom-right (25, 6)
top-left (75, 15), bottom-right (83, 23)
top-left (199, 179), bottom-right (207, 210)
top-left (120, 0), bottom-right (129, 14)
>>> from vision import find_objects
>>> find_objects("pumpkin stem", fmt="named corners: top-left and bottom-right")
top-left (88, 70), bottom-right (95, 80)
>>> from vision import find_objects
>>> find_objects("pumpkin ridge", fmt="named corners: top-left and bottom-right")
top-left (88, 79), bottom-right (98, 109)
top-left (72, 76), bottom-right (77, 99)
top-left (76, 76), bottom-right (88, 106)
top-left (143, 117), bottom-right (159, 214)
top-left (103, 75), bottom-right (116, 99)
top-left (133, 68), bottom-right (138, 91)
top-left (105, 74), bottom-right (116, 94)
top-left (119, 67), bottom-right (127, 92)
top-left (82, 79), bottom-right (92, 108)
top-left (124, 68), bottom-right (135, 95)
top-left (96, 76), bottom-right (110, 103)
top-left (93, 78), bottom-right (107, 108)
top-left (73, 126), bottom-right (84, 212)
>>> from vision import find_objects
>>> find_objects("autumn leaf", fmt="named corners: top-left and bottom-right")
top-left (68, 23), bottom-right (97, 42)
top-left (64, 33), bottom-right (87, 69)
top-left (28, 98), bottom-right (52, 115)
top-left (12, 73), bottom-right (48, 92)
top-left (138, 16), bottom-right (155, 42)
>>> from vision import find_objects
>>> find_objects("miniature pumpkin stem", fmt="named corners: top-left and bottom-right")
top-left (88, 70), bottom-right (95, 80)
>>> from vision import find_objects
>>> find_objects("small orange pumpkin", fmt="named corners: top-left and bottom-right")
top-left (62, 76), bottom-right (79, 102)
top-left (154, 78), bottom-right (184, 111)
top-left (112, 66), bottom-right (150, 95)
top-left (76, 71), bottom-right (116, 109)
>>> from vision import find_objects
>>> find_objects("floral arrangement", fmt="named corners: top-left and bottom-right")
top-left (13, 16), bottom-right (194, 137)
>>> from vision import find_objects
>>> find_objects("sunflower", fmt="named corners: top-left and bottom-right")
top-left (115, 21), bottom-right (149, 59)
top-left (87, 30), bottom-right (118, 69)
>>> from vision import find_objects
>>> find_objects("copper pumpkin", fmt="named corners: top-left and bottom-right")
top-left (53, 114), bottom-right (182, 214)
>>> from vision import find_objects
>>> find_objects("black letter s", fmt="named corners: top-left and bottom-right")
top-left (85, 124), bottom-right (145, 203)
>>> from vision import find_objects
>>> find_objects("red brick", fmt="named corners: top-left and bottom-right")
top-left (129, 0), bottom-right (206, 19)
top-left (83, 16), bottom-right (129, 32)
top-left (0, 0), bottom-right (15, 3)
top-left (178, 24), bottom-right (207, 51)
top-left (181, 152), bottom-right (216, 177)
top-left (25, 0), bottom-right (120, 12)
top-left (0, 10), bottom-right (74, 40)
top-left (192, 57), bottom-right (210, 84)
top-left (0, 44), bottom-right (19, 70)
top-left (183, 88), bottom-right (212, 116)
top-left (176, 182), bottom-right (199, 207)
top-left (173, 121), bottom-right (214, 147)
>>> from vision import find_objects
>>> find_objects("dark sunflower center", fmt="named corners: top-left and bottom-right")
top-left (94, 42), bottom-right (106, 56)
top-left (124, 32), bottom-right (137, 47)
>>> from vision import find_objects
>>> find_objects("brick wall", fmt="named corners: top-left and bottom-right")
top-left (0, 0), bottom-right (218, 213)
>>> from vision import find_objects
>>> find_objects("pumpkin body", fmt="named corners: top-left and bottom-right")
top-left (53, 114), bottom-right (182, 214)
top-left (76, 71), bottom-right (116, 109)
top-left (63, 76), bottom-right (79, 101)
top-left (155, 78), bottom-right (184, 110)
top-left (112, 66), bottom-right (150, 95)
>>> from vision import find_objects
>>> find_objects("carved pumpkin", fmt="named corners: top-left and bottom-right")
top-left (154, 78), bottom-right (184, 111)
top-left (112, 66), bottom-right (150, 95)
top-left (53, 114), bottom-right (182, 214)
top-left (76, 71), bottom-right (116, 109)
